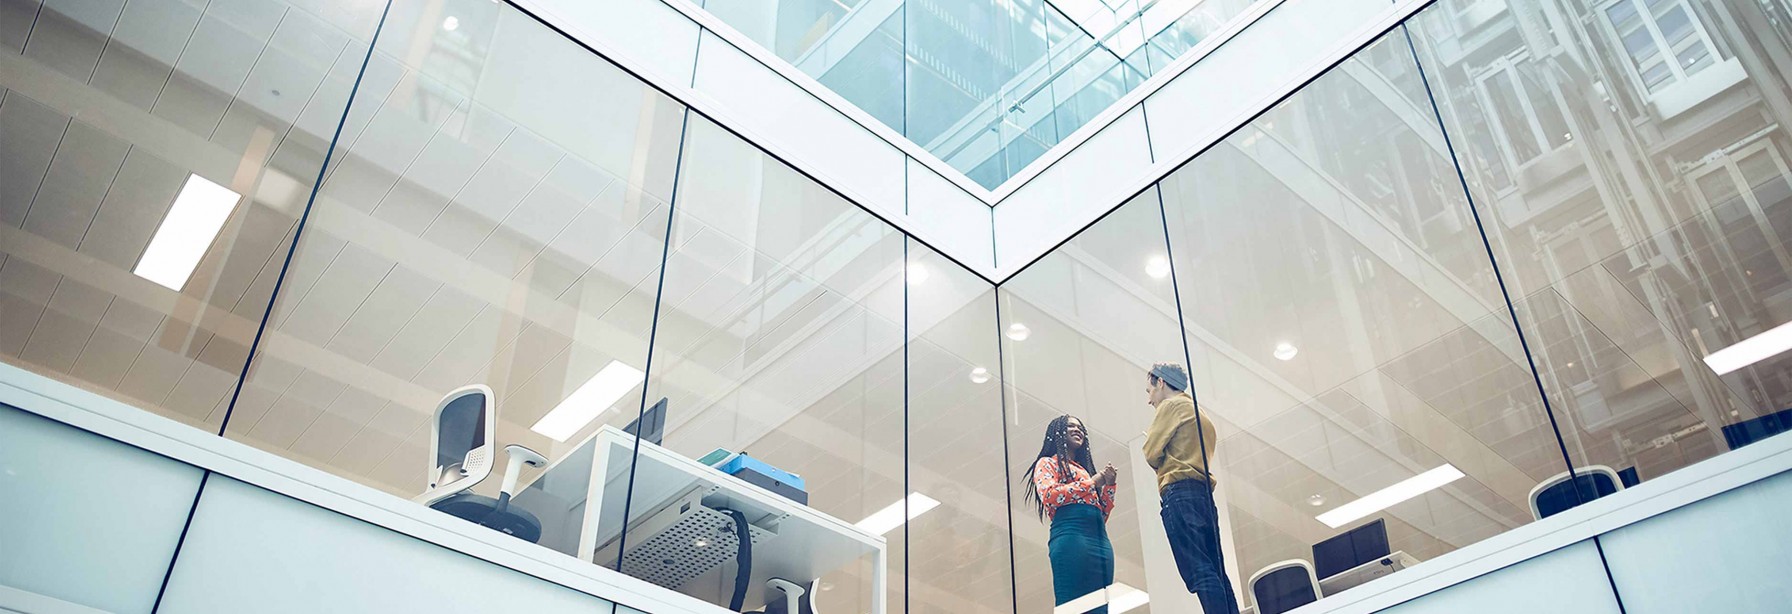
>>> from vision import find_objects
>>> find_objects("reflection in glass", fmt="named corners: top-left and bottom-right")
top-left (1156, 29), bottom-right (1579, 613)
top-left (1411, 0), bottom-right (1792, 501)
top-left (906, 239), bottom-right (1013, 613)
top-left (0, 0), bottom-right (383, 431)
top-left (622, 115), bottom-right (906, 613)
top-left (1002, 191), bottom-right (1192, 614)
top-left (223, 0), bottom-right (684, 507)
top-left (697, 0), bottom-right (1269, 188)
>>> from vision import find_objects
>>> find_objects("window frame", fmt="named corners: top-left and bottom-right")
top-left (1687, 137), bottom-right (1792, 280)
top-left (1596, 0), bottom-right (1728, 98)
top-left (1471, 51), bottom-right (1573, 173)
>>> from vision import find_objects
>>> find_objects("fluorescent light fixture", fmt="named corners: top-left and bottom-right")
top-left (855, 492), bottom-right (940, 536)
top-left (1317, 464), bottom-right (1464, 529)
top-left (1055, 583), bottom-right (1149, 614)
top-left (530, 361), bottom-right (645, 442)
top-left (1703, 320), bottom-right (1792, 375)
top-left (134, 174), bottom-right (241, 291)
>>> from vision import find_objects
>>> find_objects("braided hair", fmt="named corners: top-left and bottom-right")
top-left (1020, 414), bottom-right (1097, 521)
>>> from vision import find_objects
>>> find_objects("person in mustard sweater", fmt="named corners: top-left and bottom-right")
top-left (1143, 362), bottom-right (1237, 614)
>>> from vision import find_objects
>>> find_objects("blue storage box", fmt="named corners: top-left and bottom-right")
top-left (718, 454), bottom-right (807, 505)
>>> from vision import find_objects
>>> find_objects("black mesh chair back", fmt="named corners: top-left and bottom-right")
top-left (1535, 471), bottom-right (1620, 519)
top-left (1253, 563), bottom-right (1320, 614)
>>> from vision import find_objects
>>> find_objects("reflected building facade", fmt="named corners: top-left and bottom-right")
top-left (2, 1), bottom-right (1791, 614)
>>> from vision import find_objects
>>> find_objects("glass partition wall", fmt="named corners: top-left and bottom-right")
top-left (697, 0), bottom-right (1267, 189)
top-left (4, 0), bottom-right (1792, 613)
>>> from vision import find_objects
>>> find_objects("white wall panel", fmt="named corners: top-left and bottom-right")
top-left (994, 106), bottom-right (1152, 273)
top-left (514, 0), bottom-right (700, 88)
top-left (1376, 541), bottom-right (1622, 614)
top-left (0, 403), bottom-right (203, 614)
top-left (158, 476), bottom-right (617, 614)
top-left (905, 158), bottom-right (995, 274)
top-left (691, 31), bottom-right (907, 218)
top-left (1600, 470), bottom-right (1792, 614)
top-left (1143, 0), bottom-right (1391, 166)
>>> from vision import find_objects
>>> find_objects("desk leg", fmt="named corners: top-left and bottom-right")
top-left (873, 545), bottom-right (888, 614)
top-left (577, 440), bottom-right (613, 564)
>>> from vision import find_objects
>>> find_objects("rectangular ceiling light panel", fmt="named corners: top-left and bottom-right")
top-left (1704, 320), bottom-right (1792, 375)
top-left (530, 360), bottom-right (646, 442)
top-left (1317, 464), bottom-right (1465, 529)
top-left (134, 174), bottom-right (242, 291)
top-left (855, 492), bottom-right (941, 535)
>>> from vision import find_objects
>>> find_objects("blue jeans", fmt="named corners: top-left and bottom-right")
top-left (1161, 480), bottom-right (1238, 614)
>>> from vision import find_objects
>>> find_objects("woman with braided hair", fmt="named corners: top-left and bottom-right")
top-left (1022, 415), bottom-right (1117, 613)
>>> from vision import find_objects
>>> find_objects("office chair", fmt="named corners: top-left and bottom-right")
top-left (415, 385), bottom-right (546, 543)
top-left (747, 578), bottom-right (818, 614)
top-left (1529, 465), bottom-right (1623, 520)
top-left (1249, 560), bottom-right (1322, 614)
top-left (417, 384), bottom-right (496, 506)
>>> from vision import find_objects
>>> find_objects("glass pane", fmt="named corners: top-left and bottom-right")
top-left (906, 239), bottom-right (1013, 613)
top-left (1607, 0), bottom-right (1678, 92)
top-left (908, 0), bottom-right (1057, 189)
top-left (1623, 28), bottom-right (1663, 70)
top-left (1516, 62), bottom-right (1571, 151)
top-left (707, 0), bottom-right (906, 132)
top-left (0, 0), bottom-right (382, 431)
top-left (1002, 189), bottom-right (1194, 614)
top-left (1160, 31), bottom-right (1567, 612)
top-left (1653, 4), bottom-right (1696, 47)
top-left (697, 0), bottom-right (1271, 189)
top-left (621, 115), bottom-right (906, 613)
top-left (1412, 0), bottom-right (1792, 515)
top-left (1695, 168), bottom-right (1742, 206)
top-left (1739, 152), bottom-right (1792, 247)
top-left (1445, 86), bottom-right (1516, 192)
top-left (1485, 69), bottom-right (1545, 163)
top-left (1674, 39), bottom-right (1714, 74)
top-left (1607, 0), bottom-right (1642, 32)
top-left (221, 0), bottom-right (685, 545)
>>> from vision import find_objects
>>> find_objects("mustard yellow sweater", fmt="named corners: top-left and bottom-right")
top-left (1143, 393), bottom-right (1217, 492)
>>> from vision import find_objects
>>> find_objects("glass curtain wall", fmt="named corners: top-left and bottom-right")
top-left (996, 1), bottom-right (1792, 612)
top-left (6, 0), bottom-right (1792, 614)
top-left (999, 190), bottom-right (1192, 614)
top-left (0, 0), bottom-right (385, 433)
top-left (1407, 0), bottom-right (1792, 500)
top-left (697, 0), bottom-right (1267, 189)
top-left (220, 0), bottom-right (686, 498)
top-left (2, 1), bottom-right (1014, 613)
top-left (1156, 27), bottom-right (1576, 613)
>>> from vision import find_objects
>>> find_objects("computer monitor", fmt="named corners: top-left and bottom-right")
top-left (625, 397), bottom-right (668, 446)
top-left (1722, 407), bottom-right (1792, 450)
top-left (1313, 518), bottom-right (1391, 579)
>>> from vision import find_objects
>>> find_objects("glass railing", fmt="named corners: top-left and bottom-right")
top-left (699, 0), bottom-right (1265, 189)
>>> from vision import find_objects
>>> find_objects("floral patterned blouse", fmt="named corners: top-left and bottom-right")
top-left (1034, 456), bottom-right (1117, 520)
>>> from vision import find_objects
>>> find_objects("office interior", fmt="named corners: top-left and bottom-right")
top-left (2, 0), bottom-right (1791, 613)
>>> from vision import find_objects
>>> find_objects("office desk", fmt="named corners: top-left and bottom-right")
top-left (515, 426), bottom-right (887, 614)
top-left (1319, 551), bottom-right (1419, 595)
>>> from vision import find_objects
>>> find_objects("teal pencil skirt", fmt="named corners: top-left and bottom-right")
top-left (1049, 503), bottom-right (1115, 614)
